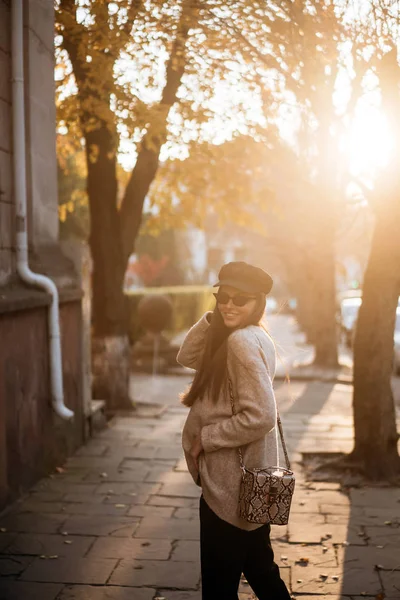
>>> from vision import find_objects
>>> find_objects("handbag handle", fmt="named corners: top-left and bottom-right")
top-left (227, 376), bottom-right (291, 471)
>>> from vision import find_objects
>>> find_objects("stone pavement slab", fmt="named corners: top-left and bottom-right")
top-left (349, 487), bottom-right (400, 508)
top-left (3, 533), bottom-right (95, 558)
top-left (87, 536), bottom-right (171, 559)
top-left (94, 481), bottom-right (161, 495)
top-left (337, 544), bottom-right (400, 571)
top-left (109, 558), bottom-right (200, 588)
top-left (0, 554), bottom-right (34, 576)
top-left (147, 495), bottom-right (197, 508)
top-left (380, 571), bottom-right (400, 598)
top-left (272, 541), bottom-right (338, 568)
top-left (364, 525), bottom-right (400, 546)
top-left (60, 515), bottom-right (140, 537)
top-left (288, 520), bottom-right (367, 545)
top-left (171, 540), bottom-right (200, 562)
top-left (292, 564), bottom-right (383, 596)
top-left (126, 504), bottom-right (174, 518)
top-left (339, 566), bottom-right (383, 596)
top-left (60, 492), bottom-right (149, 505)
top-left (291, 597), bottom-right (349, 600)
top-left (135, 516), bottom-right (200, 540)
top-left (0, 532), bottom-right (16, 552)
top-left (156, 593), bottom-right (201, 600)
top-left (0, 513), bottom-right (66, 534)
top-left (57, 586), bottom-right (155, 600)
top-left (0, 582), bottom-right (63, 600)
top-left (20, 556), bottom-right (118, 584)
top-left (173, 507), bottom-right (198, 520)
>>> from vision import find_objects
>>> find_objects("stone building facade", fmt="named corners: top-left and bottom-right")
top-left (0, 1), bottom-right (85, 508)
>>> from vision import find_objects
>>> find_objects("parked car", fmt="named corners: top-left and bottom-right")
top-left (393, 308), bottom-right (400, 375)
top-left (340, 296), bottom-right (362, 347)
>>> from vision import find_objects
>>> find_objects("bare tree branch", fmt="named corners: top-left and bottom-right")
top-left (119, 0), bottom-right (195, 262)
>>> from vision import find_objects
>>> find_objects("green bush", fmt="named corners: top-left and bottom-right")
top-left (126, 285), bottom-right (215, 343)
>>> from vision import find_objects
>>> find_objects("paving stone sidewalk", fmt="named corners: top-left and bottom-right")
top-left (1, 379), bottom-right (400, 600)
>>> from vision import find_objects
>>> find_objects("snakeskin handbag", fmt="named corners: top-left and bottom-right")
top-left (228, 378), bottom-right (295, 525)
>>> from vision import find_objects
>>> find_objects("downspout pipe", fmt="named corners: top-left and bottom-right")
top-left (11, 0), bottom-right (74, 420)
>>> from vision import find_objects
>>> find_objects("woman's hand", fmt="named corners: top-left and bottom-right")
top-left (190, 433), bottom-right (203, 471)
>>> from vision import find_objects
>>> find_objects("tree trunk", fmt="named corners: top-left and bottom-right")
top-left (311, 216), bottom-right (339, 367)
top-left (292, 252), bottom-right (318, 344)
top-left (86, 126), bottom-right (132, 411)
top-left (351, 206), bottom-right (400, 479)
top-left (350, 48), bottom-right (400, 479)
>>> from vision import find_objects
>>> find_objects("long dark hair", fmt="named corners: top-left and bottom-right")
top-left (181, 293), bottom-right (267, 407)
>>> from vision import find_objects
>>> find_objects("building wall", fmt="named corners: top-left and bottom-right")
top-left (25, 0), bottom-right (59, 247)
top-left (0, 0), bottom-right (85, 509)
top-left (0, 300), bottom-right (83, 504)
top-left (0, 1), bottom-right (14, 286)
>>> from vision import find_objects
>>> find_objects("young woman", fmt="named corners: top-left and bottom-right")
top-left (178, 261), bottom-right (291, 600)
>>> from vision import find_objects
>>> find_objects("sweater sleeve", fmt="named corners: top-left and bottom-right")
top-left (176, 312), bottom-right (212, 370)
top-left (201, 329), bottom-right (277, 452)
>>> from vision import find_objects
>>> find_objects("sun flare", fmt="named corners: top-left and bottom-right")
top-left (341, 103), bottom-right (395, 179)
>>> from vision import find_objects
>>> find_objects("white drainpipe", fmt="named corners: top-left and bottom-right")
top-left (11, 0), bottom-right (74, 420)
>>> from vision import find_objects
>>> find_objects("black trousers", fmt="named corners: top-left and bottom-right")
top-left (200, 495), bottom-right (291, 600)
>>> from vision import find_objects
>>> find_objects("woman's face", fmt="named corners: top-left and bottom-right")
top-left (216, 285), bottom-right (258, 329)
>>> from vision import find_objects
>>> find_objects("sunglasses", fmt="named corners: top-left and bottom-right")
top-left (213, 292), bottom-right (257, 307)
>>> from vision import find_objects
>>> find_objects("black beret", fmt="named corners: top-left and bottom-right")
top-left (214, 261), bottom-right (273, 295)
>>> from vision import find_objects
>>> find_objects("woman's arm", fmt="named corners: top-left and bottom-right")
top-left (176, 311), bottom-right (212, 370)
top-left (201, 329), bottom-right (277, 452)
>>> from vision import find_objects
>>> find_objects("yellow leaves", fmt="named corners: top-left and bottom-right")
top-left (89, 144), bottom-right (100, 164)
top-left (59, 204), bottom-right (68, 223)
top-left (59, 192), bottom-right (87, 222)
top-left (141, 135), bottom-right (274, 235)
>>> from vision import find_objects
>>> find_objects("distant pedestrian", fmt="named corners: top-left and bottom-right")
top-left (178, 261), bottom-right (291, 600)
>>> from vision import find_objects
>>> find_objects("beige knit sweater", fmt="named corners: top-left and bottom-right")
top-left (178, 312), bottom-right (279, 531)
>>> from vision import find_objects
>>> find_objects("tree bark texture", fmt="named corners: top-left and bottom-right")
top-left (85, 126), bottom-right (132, 410)
top-left (350, 140), bottom-right (400, 478)
top-left (310, 209), bottom-right (339, 368)
top-left (292, 252), bottom-right (318, 344)
top-left (351, 49), bottom-right (400, 479)
top-left (352, 207), bottom-right (400, 478)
